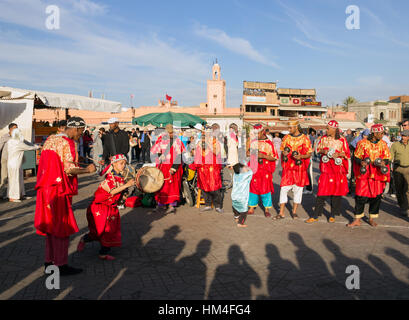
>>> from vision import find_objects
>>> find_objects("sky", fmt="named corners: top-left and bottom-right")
top-left (0, 0), bottom-right (408, 109)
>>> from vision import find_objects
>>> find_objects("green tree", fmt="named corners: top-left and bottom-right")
top-left (343, 96), bottom-right (359, 110)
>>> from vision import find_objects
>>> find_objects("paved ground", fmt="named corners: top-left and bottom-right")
top-left (1, 162), bottom-right (409, 300)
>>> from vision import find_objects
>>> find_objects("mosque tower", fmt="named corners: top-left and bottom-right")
top-left (207, 60), bottom-right (226, 114)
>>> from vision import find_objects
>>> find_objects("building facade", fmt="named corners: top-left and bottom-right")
top-left (390, 95), bottom-right (409, 120)
top-left (242, 81), bottom-right (328, 130)
top-left (348, 100), bottom-right (401, 127)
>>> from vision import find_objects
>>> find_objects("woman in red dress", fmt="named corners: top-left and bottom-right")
top-left (77, 154), bottom-right (135, 260)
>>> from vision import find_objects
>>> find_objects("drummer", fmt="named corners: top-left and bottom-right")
top-left (151, 124), bottom-right (186, 214)
top-left (77, 154), bottom-right (135, 260)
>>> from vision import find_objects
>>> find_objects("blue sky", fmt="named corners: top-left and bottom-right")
top-left (0, 0), bottom-right (408, 109)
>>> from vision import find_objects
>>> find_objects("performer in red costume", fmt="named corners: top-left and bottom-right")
top-left (348, 124), bottom-right (391, 228)
top-left (305, 120), bottom-right (351, 224)
top-left (34, 117), bottom-right (96, 276)
top-left (278, 120), bottom-right (312, 219)
top-left (247, 124), bottom-right (278, 218)
top-left (151, 124), bottom-right (186, 214)
top-left (77, 154), bottom-right (136, 260)
top-left (190, 132), bottom-right (223, 213)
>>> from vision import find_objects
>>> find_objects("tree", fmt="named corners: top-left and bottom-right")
top-left (343, 96), bottom-right (359, 110)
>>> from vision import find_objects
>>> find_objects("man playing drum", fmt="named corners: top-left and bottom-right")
top-left (151, 124), bottom-right (186, 214)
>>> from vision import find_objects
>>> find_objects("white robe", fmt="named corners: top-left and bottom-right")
top-left (227, 135), bottom-right (239, 166)
top-left (6, 140), bottom-right (39, 200)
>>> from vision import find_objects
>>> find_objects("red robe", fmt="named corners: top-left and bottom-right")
top-left (34, 135), bottom-right (79, 238)
top-left (248, 139), bottom-right (278, 195)
top-left (190, 139), bottom-right (222, 192)
top-left (151, 134), bottom-right (186, 205)
top-left (280, 134), bottom-right (312, 187)
top-left (317, 136), bottom-right (350, 196)
top-left (86, 172), bottom-right (123, 248)
top-left (354, 139), bottom-right (391, 198)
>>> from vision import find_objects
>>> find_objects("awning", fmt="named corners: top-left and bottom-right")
top-left (337, 121), bottom-right (366, 130)
top-left (0, 86), bottom-right (121, 113)
top-left (278, 106), bottom-right (328, 112)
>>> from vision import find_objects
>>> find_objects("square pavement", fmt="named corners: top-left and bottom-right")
top-left (1, 162), bottom-right (409, 300)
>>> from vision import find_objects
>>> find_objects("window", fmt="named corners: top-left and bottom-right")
top-left (245, 105), bottom-right (267, 113)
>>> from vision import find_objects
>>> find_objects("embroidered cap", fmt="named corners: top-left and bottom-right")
top-left (66, 117), bottom-right (86, 128)
top-left (371, 124), bottom-right (384, 133)
top-left (111, 154), bottom-right (127, 164)
top-left (328, 120), bottom-right (339, 129)
top-left (288, 120), bottom-right (299, 127)
top-left (253, 124), bottom-right (263, 133)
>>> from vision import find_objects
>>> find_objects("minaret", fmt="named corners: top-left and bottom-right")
top-left (207, 60), bottom-right (226, 114)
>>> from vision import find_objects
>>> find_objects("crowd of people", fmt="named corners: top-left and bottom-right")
top-left (1, 115), bottom-right (409, 276)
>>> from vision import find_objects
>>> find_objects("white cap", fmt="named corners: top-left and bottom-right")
top-left (194, 123), bottom-right (203, 131)
top-left (108, 117), bottom-right (119, 124)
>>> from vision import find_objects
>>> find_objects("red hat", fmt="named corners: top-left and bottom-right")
top-left (328, 120), bottom-right (339, 129)
top-left (371, 124), bottom-right (384, 133)
top-left (253, 124), bottom-right (264, 133)
top-left (111, 154), bottom-right (127, 164)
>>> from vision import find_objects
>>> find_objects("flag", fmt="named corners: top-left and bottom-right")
top-left (166, 94), bottom-right (172, 101)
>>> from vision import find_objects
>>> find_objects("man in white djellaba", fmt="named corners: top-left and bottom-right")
top-left (6, 128), bottom-right (40, 202)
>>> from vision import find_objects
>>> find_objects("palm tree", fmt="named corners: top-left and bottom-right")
top-left (343, 96), bottom-right (358, 110)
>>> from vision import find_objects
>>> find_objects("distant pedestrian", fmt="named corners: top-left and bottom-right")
top-left (0, 123), bottom-right (18, 198)
top-left (101, 118), bottom-right (130, 165)
top-left (6, 128), bottom-right (40, 202)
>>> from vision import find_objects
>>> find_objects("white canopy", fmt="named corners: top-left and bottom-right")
top-left (0, 86), bottom-right (121, 113)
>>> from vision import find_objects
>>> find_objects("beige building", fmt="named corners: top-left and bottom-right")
top-left (348, 100), bottom-right (401, 127)
top-left (242, 81), bottom-right (327, 129)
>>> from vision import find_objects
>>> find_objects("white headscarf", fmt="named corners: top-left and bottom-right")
top-left (11, 128), bottom-right (23, 142)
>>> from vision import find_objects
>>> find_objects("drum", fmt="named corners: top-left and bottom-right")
top-left (135, 166), bottom-right (164, 193)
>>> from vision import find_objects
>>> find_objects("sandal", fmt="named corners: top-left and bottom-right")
top-left (292, 213), bottom-right (299, 220)
top-left (99, 255), bottom-right (115, 261)
top-left (272, 214), bottom-right (285, 220)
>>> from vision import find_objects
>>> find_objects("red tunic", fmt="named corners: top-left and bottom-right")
top-left (354, 139), bottom-right (391, 198)
top-left (280, 134), bottom-right (312, 187)
top-left (248, 139), bottom-right (278, 195)
top-left (190, 140), bottom-right (222, 192)
top-left (34, 135), bottom-right (79, 238)
top-left (86, 172), bottom-right (123, 248)
top-left (151, 134), bottom-right (186, 205)
top-left (317, 136), bottom-right (350, 196)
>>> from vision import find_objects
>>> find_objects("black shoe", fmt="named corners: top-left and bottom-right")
top-left (59, 265), bottom-right (83, 276)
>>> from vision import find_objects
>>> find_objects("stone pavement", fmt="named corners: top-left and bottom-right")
top-left (1, 163), bottom-right (409, 300)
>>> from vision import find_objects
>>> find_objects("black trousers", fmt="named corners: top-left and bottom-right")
top-left (313, 196), bottom-right (341, 219)
top-left (394, 169), bottom-right (409, 211)
top-left (141, 145), bottom-right (151, 163)
top-left (354, 195), bottom-right (382, 218)
top-left (233, 207), bottom-right (247, 225)
top-left (203, 190), bottom-right (222, 209)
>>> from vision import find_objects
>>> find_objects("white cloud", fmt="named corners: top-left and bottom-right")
top-left (67, 0), bottom-right (107, 15)
top-left (0, 0), bottom-right (211, 106)
top-left (194, 24), bottom-right (279, 68)
top-left (277, 0), bottom-right (347, 49)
